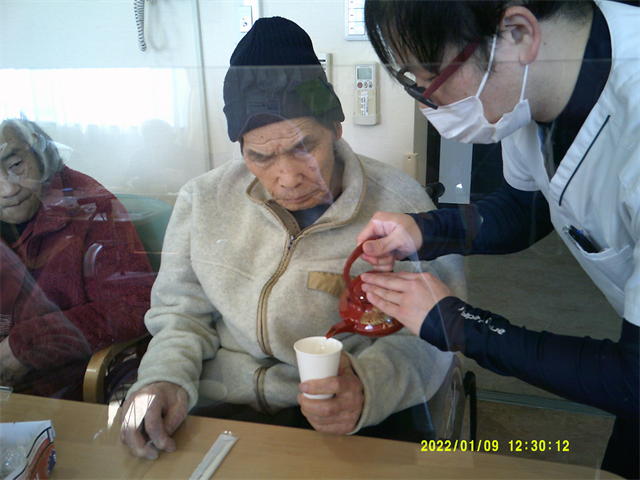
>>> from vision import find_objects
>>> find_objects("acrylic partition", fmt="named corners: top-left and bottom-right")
top-left (1, 0), bottom-right (633, 478)
top-left (1, 67), bottom-right (209, 204)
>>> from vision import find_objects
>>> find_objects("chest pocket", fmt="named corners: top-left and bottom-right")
top-left (307, 271), bottom-right (347, 299)
top-left (569, 243), bottom-right (633, 317)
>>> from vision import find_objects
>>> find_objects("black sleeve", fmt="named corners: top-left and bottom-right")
top-left (409, 182), bottom-right (554, 260)
top-left (420, 296), bottom-right (639, 420)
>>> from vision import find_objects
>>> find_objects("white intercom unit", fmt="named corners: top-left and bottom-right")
top-left (317, 53), bottom-right (332, 83)
top-left (354, 63), bottom-right (379, 126)
top-left (236, 0), bottom-right (261, 40)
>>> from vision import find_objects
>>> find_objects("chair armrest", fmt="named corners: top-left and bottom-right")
top-left (427, 353), bottom-right (465, 440)
top-left (83, 336), bottom-right (147, 403)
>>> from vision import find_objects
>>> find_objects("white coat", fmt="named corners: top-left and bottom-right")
top-left (501, 0), bottom-right (640, 326)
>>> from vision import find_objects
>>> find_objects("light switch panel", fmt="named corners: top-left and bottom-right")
top-left (345, 0), bottom-right (368, 41)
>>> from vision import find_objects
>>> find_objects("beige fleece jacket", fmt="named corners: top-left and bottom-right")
top-left (130, 138), bottom-right (466, 432)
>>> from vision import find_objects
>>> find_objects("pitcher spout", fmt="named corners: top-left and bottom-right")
top-left (326, 321), bottom-right (350, 338)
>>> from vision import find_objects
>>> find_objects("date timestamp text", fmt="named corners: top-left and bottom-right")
top-left (421, 440), bottom-right (499, 452)
top-left (420, 439), bottom-right (570, 453)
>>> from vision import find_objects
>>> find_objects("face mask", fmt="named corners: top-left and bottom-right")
top-left (420, 35), bottom-right (531, 144)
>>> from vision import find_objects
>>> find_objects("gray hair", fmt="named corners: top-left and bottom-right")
top-left (0, 118), bottom-right (64, 182)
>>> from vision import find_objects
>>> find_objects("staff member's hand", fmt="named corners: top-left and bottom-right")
top-left (120, 381), bottom-right (189, 460)
top-left (360, 271), bottom-right (456, 336)
top-left (298, 353), bottom-right (364, 434)
top-left (355, 212), bottom-right (423, 271)
top-left (0, 338), bottom-right (31, 385)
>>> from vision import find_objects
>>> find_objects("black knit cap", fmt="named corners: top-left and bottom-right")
top-left (223, 17), bottom-right (345, 142)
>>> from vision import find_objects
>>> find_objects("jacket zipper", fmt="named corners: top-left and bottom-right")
top-left (256, 231), bottom-right (301, 357)
top-left (255, 227), bottom-right (316, 413)
top-left (250, 154), bottom-right (367, 411)
top-left (253, 366), bottom-right (274, 414)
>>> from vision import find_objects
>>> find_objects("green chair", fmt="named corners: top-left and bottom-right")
top-left (83, 194), bottom-right (173, 404)
top-left (115, 194), bottom-right (173, 273)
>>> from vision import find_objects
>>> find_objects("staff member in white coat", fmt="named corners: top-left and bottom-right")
top-left (355, 1), bottom-right (639, 478)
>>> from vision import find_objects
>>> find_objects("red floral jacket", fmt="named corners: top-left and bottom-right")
top-left (1, 166), bottom-right (153, 399)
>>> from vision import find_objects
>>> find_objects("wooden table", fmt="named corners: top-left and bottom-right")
top-left (0, 394), bottom-right (619, 479)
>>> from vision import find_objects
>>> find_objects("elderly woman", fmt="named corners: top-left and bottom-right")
top-left (0, 118), bottom-right (153, 400)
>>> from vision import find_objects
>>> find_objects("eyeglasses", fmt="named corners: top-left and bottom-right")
top-left (394, 40), bottom-right (480, 110)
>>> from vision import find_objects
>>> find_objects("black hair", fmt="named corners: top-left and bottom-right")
top-left (364, 0), bottom-right (594, 76)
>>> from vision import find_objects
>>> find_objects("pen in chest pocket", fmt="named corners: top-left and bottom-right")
top-left (563, 225), bottom-right (600, 254)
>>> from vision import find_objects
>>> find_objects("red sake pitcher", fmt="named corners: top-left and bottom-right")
top-left (326, 243), bottom-right (403, 338)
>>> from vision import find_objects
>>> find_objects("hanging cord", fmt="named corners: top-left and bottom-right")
top-left (134, 0), bottom-right (147, 52)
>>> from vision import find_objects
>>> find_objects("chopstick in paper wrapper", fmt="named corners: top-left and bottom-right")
top-left (189, 431), bottom-right (237, 480)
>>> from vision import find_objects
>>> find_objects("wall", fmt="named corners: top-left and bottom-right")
top-left (1, 0), bottom-right (418, 190)
top-left (1, 0), bottom-right (212, 198)
top-left (0, 0), bottom-right (200, 69)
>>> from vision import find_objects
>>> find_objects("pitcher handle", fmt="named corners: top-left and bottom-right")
top-left (343, 243), bottom-right (365, 307)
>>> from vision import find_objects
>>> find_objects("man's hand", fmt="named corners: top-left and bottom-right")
top-left (298, 353), bottom-right (364, 435)
top-left (355, 212), bottom-right (423, 271)
top-left (0, 338), bottom-right (31, 385)
top-left (360, 271), bottom-right (456, 336)
top-left (120, 382), bottom-right (189, 460)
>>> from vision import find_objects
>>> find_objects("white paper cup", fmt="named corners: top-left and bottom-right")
top-left (294, 336), bottom-right (343, 399)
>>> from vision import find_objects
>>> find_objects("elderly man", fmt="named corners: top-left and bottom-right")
top-left (120, 17), bottom-right (466, 459)
top-left (0, 118), bottom-right (152, 399)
